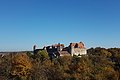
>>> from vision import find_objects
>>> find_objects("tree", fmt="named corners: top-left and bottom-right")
top-left (88, 48), bottom-right (119, 80)
top-left (36, 50), bottom-right (49, 62)
top-left (65, 55), bottom-right (94, 80)
top-left (10, 53), bottom-right (32, 80)
top-left (0, 54), bottom-right (12, 80)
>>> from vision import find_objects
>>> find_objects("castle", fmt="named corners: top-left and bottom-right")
top-left (33, 42), bottom-right (87, 57)
top-left (70, 42), bottom-right (87, 56)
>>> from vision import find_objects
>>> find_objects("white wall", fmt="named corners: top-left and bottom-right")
top-left (72, 48), bottom-right (87, 56)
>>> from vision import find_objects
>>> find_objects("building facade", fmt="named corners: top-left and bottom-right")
top-left (70, 42), bottom-right (87, 56)
top-left (33, 42), bottom-right (87, 57)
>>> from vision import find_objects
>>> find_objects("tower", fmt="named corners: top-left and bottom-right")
top-left (43, 46), bottom-right (46, 50)
top-left (70, 43), bottom-right (74, 56)
top-left (33, 45), bottom-right (36, 54)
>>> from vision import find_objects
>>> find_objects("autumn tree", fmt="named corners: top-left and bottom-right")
top-left (0, 54), bottom-right (12, 80)
top-left (88, 48), bottom-right (119, 80)
top-left (10, 53), bottom-right (32, 80)
top-left (67, 55), bottom-right (93, 80)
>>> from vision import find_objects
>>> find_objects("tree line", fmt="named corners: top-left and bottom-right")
top-left (0, 47), bottom-right (120, 80)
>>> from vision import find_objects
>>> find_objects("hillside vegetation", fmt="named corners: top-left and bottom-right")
top-left (0, 47), bottom-right (120, 80)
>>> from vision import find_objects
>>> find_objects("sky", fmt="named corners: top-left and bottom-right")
top-left (0, 0), bottom-right (120, 51)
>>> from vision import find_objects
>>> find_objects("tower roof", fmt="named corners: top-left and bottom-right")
top-left (70, 42), bottom-right (85, 48)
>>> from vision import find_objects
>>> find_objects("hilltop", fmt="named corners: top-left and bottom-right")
top-left (0, 47), bottom-right (120, 80)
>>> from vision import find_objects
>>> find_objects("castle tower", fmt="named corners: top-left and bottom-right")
top-left (33, 45), bottom-right (36, 54)
top-left (71, 46), bottom-right (74, 56)
top-left (70, 43), bottom-right (74, 56)
top-left (33, 45), bottom-right (36, 51)
top-left (43, 46), bottom-right (46, 50)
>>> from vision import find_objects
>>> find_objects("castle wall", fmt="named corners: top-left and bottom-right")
top-left (71, 48), bottom-right (87, 56)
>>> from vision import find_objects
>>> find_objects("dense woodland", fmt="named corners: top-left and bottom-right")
top-left (0, 47), bottom-right (120, 80)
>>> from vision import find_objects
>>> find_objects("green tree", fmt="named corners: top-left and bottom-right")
top-left (36, 50), bottom-right (49, 62)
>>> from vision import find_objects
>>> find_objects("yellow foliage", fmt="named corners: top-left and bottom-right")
top-left (11, 53), bottom-right (32, 77)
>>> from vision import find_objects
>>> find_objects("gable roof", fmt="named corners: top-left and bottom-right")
top-left (70, 42), bottom-right (85, 48)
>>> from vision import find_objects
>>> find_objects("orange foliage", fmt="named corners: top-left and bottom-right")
top-left (11, 53), bottom-right (32, 77)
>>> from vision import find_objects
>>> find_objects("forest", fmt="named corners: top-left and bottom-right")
top-left (0, 47), bottom-right (120, 80)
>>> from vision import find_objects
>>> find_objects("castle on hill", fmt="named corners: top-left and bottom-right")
top-left (33, 42), bottom-right (87, 57)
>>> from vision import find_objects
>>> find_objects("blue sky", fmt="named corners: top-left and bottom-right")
top-left (0, 0), bottom-right (120, 51)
